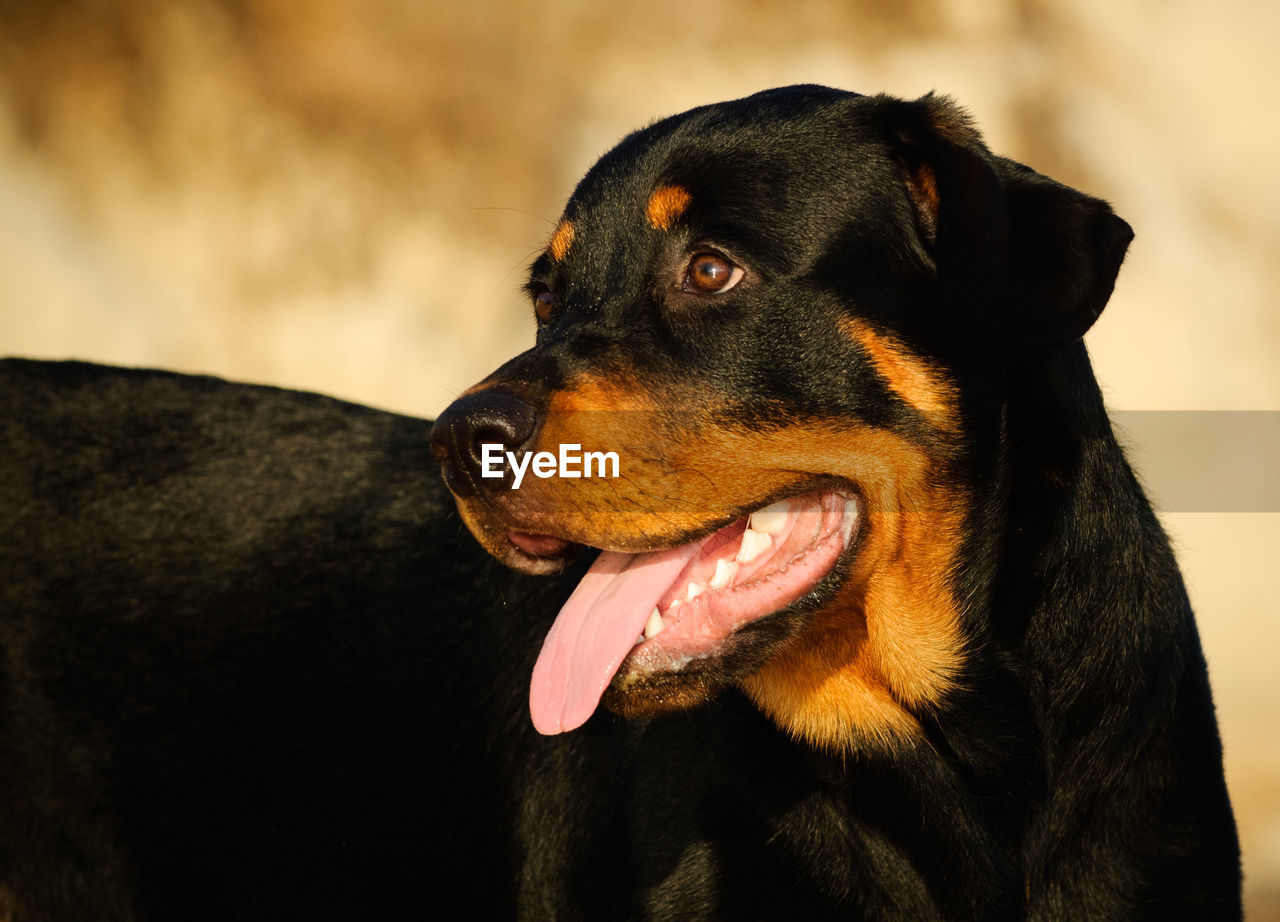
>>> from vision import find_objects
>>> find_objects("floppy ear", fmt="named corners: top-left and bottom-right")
top-left (886, 93), bottom-right (1134, 346)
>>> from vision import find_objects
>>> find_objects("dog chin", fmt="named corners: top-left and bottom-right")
top-left (601, 665), bottom-right (729, 719)
top-left (450, 500), bottom-right (578, 575)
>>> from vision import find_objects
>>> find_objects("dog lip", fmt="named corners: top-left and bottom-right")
top-left (503, 478), bottom-right (858, 557)
top-left (596, 479), bottom-right (859, 554)
top-left (507, 530), bottom-right (577, 559)
top-left (493, 479), bottom-right (859, 579)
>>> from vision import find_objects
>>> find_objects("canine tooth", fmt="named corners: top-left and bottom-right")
top-left (710, 558), bottom-right (739, 590)
top-left (840, 498), bottom-right (858, 545)
top-left (644, 607), bottom-right (665, 639)
top-left (736, 528), bottom-right (772, 564)
top-left (686, 582), bottom-right (706, 602)
top-left (748, 501), bottom-right (789, 535)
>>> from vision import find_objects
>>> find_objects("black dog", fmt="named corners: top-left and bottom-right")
top-left (1, 87), bottom-right (1240, 920)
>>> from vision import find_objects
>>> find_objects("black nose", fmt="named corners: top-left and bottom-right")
top-left (430, 391), bottom-right (539, 495)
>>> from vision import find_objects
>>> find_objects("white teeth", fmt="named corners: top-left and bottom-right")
top-left (685, 582), bottom-right (706, 602)
top-left (644, 607), bottom-right (665, 639)
top-left (710, 558), bottom-right (739, 590)
top-left (747, 500), bottom-right (790, 535)
top-left (736, 528), bottom-right (772, 564)
top-left (840, 497), bottom-right (858, 545)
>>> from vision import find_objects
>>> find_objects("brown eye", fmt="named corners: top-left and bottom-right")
top-left (533, 286), bottom-right (555, 322)
top-left (684, 253), bottom-right (744, 295)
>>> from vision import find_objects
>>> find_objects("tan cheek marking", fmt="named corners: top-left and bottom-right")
top-left (840, 318), bottom-right (959, 431)
top-left (738, 428), bottom-right (966, 753)
top-left (529, 376), bottom-right (699, 540)
top-left (742, 625), bottom-right (922, 752)
top-left (646, 184), bottom-right (692, 230)
top-left (549, 219), bottom-right (575, 262)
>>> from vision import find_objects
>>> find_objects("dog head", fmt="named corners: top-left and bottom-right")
top-left (430, 86), bottom-right (1132, 751)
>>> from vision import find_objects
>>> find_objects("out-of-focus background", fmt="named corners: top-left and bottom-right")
top-left (1, 0), bottom-right (1276, 913)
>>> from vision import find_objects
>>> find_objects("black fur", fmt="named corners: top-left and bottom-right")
top-left (0, 86), bottom-right (1240, 920)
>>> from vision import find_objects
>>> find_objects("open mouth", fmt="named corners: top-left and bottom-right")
top-left (524, 488), bottom-right (860, 734)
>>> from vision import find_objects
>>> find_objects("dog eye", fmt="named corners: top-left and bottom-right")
top-left (532, 285), bottom-right (556, 322)
top-left (683, 253), bottom-right (744, 295)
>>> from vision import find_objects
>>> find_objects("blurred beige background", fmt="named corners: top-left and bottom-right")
top-left (2, 0), bottom-right (1277, 914)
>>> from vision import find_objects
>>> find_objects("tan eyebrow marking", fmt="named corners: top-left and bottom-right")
top-left (549, 219), bottom-right (575, 262)
top-left (646, 185), bottom-right (692, 230)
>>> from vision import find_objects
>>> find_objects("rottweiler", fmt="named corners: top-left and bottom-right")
top-left (0, 86), bottom-right (1240, 920)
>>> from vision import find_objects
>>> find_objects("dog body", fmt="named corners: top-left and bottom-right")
top-left (1, 87), bottom-right (1240, 920)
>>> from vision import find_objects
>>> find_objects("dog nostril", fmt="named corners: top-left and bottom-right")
top-left (471, 423), bottom-right (516, 464)
top-left (462, 396), bottom-right (537, 463)
top-left (431, 391), bottom-right (539, 491)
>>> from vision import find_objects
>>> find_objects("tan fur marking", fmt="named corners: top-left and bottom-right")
top-left (739, 429), bottom-right (967, 753)
top-left (742, 637), bottom-right (922, 752)
top-left (534, 393), bottom-right (965, 750)
top-left (446, 374), bottom-right (967, 753)
top-left (545, 375), bottom-right (658, 414)
top-left (646, 184), bottom-right (692, 230)
top-left (840, 318), bottom-right (959, 430)
top-left (549, 218), bottom-right (575, 262)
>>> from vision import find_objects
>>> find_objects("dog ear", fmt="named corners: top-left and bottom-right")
top-left (886, 93), bottom-right (1134, 347)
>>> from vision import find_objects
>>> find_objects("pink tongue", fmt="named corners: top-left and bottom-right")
top-left (529, 539), bottom-right (706, 735)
